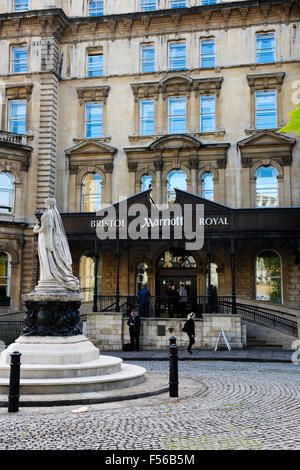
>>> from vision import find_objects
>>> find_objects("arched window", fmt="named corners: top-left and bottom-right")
top-left (88, 0), bottom-right (104, 16)
top-left (167, 170), bottom-right (187, 205)
top-left (202, 173), bottom-right (214, 201)
top-left (136, 262), bottom-right (149, 294)
top-left (0, 172), bottom-right (14, 213)
top-left (81, 173), bottom-right (102, 212)
top-left (79, 255), bottom-right (102, 302)
top-left (157, 250), bottom-right (196, 269)
top-left (0, 252), bottom-right (11, 302)
top-left (256, 250), bottom-right (282, 304)
top-left (255, 166), bottom-right (279, 207)
top-left (206, 262), bottom-right (218, 295)
top-left (141, 175), bottom-right (152, 192)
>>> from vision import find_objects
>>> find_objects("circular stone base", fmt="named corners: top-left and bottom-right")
top-left (0, 335), bottom-right (146, 395)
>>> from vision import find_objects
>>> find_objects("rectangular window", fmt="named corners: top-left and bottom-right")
top-left (87, 54), bottom-right (103, 77)
top-left (88, 0), bottom-right (104, 16)
top-left (255, 90), bottom-right (277, 129)
top-left (85, 102), bottom-right (103, 138)
top-left (168, 97), bottom-right (186, 134)
top-left (201, 0), bottom-right (217, 5)
top-left (11, 46), bottom-right (28, 74)
top-left (141, 45), bottom-right (155, 73)
top-left (256, 33), bottom-right (275, 64)
top-left (200, 95), bottom-right (215, 132)
top-left (170, 0), bottom-right (186, 7)
top-left (140, 99), bottom-right (154, 136)
top-left (168, 41), bottom-right (186, 71)
top-left (14, 0), bottom-right (29, 11)
top-left (200, 39), bottom-right (215, 69)
top-left (140, 0), bottom-right (156, 11)
top-left (8, 100), bottom-right (26, 134)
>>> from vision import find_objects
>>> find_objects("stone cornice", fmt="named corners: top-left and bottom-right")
top-left (0, 0), bottom-right (299, 41)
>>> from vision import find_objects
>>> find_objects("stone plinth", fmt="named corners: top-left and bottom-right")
top-left (0, 335), bottom-right (146, 395)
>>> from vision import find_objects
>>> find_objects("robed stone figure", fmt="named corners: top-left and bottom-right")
top-left (33, 197), bottom-right (79, 293)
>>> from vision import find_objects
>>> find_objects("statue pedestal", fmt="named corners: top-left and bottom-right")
top-left (0, 335), bottom-right (146, 395)
top-left (22, 289), bottom-right (83, 337)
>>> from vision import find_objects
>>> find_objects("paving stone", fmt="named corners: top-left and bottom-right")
top-left (0, 360), bottom-right (299, 450)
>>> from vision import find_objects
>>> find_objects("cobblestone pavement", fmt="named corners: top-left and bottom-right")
top-left (0, 361), bottom-right (299, 450)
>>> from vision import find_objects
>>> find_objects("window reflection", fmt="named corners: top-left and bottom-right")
top-left (81, 173), bottom-right (102, 212)
top-left (167, 170), bottom-right (187, 205)
top-left (256, 166), bottom-right (278, 207)
top-left (256, 250), bottom-right (282, 304)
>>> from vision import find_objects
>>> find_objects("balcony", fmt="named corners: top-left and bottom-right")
top-left (0, 130), bottom-right (29, 147)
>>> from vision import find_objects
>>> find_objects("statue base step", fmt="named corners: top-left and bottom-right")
top-left (0, 335), bottom-right (146, 395)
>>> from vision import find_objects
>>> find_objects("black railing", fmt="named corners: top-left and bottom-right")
top-left (97, 295), bottom-right (229, 317)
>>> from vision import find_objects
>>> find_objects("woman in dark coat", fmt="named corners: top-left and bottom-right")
top-left (183, 312), bottom-right (196, 354)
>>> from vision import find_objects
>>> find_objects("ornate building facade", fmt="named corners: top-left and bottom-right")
top-left (0, 0), bottom-right (300, 316)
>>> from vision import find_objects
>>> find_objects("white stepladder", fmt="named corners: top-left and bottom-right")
top-left (215, 330), bottom-right (231, 351)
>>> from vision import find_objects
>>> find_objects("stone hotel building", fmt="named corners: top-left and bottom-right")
top-left (0, 0), bottom-right (300, 344)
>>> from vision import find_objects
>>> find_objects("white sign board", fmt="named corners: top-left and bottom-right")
top-left (215, 330), bottom-right (231, 351)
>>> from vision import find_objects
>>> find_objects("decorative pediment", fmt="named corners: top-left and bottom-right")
top-left (238, 130), bottom-right (295, 167)
top-left (149, 134), bottom-right (202, 150)
top-left (65, 139), bottom-right (117, 175)
top-left (65, 139), bottom-right (117, 156)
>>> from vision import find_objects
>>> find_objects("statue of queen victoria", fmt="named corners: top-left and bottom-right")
top-left (22, 198), bottom-right (83, 336)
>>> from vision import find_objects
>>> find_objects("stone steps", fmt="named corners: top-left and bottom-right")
top-left (0, 363), bottom-right (146, 395)
top-left (0, 356), bottom-right (123, 379)
top-left (247, 337), bottom-right (282, 349)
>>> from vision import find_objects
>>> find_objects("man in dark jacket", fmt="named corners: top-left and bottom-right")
top-left (127, 311), bottom-right (141, 351)
top-left (183, 312), bottom-right (196, 354)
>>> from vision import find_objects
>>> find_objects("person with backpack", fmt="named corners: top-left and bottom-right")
top-left (182, 312), bottom-right (196, 354)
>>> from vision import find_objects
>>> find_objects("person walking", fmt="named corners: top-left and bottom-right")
top-left (182, 312), bottom-right (196, 354)
top-left (127, 311), bottom-right (141, 351)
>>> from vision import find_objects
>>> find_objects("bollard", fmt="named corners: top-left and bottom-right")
top-left (8, 351), bottom-right (21, 413)
top-left (169, 337), bottom-right (178, 398)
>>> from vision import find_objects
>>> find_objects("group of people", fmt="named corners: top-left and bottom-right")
top-left (137, 283), bottom-right (189, 317)
top-left (127, 310), bottom-right (197, 354)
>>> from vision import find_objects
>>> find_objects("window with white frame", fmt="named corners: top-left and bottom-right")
top-left (0, 172), bottom-right (15, 213)
top-left (200, 39), bottom-right (215, 68)
top-left (256, 33), bottom-right (275, 64)
top-left (170, 0), bottom-right (186, 7)
top-left (168, 41), bottom-right (186, 71)
top-left (0, 252), bottom-right (11, 300)
top-left (140, 0), bottom-right (156, 11)
top-left (81, 173), bottom-right (102, 212)
top-left (255, 165), bottom-right (278, 207)
top-left (8, 100), bottom-right (26, 134)
top-left (14, 0), bottom-right (29, 11)
top-left (88, 0), bottom-right (104, 16)
top-left (141, 44), bottom-right (155, 73)
top-left (202, 173), bottom-right (214, 200)
top-left (255, 90), bottom-right (277, 129)
top-left (200, 95), bottom-right (215, 132)
top-left (140, 99), bottom-right (154, 136)
top-left (87, 52), bottom-right (103, 77)
top-left (11, 46), bottom-right (28, 74)
top-left (85, 102), bottom-right (103, 138)
top-left (168, 97), bottom-right (186, 134)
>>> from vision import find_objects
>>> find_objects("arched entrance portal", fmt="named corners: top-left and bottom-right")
top-left (156, 249), bottom-right (197, 317)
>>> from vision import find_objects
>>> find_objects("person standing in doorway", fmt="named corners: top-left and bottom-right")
top-left (127, 311), bottom-right (141, 351)
top-left (138, 284), bottom-right (151, 317)
top-left (179, 283), bottom-right (188, 316)
top-left (182, 312), bottom-right (196, 354)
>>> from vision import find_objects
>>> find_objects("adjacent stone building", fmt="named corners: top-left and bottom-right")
top-left (0, 0), bottom-right (300, 323)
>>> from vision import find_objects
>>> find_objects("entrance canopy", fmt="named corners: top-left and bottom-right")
top-left (61, 188), bottom-right (300, 242)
